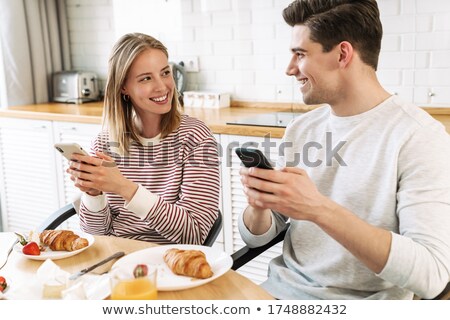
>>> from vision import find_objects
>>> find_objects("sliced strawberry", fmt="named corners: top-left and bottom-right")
top-left (133, 264), bottom-right (148, 278)
top-left (0, 276), bottom-right (7, 292)
top-left (22, 241), bottom-right (41, 256)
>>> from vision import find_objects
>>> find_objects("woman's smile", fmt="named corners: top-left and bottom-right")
top-left (150, 93), bottom-right (169, 104)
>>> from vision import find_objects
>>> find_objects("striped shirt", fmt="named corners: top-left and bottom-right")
top-left (79, 115), bottom-right (220, 245)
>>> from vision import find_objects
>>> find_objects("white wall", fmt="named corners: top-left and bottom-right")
top-left (66, 0), bottom-right (450, 106)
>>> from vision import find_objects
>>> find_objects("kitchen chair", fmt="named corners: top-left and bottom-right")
top-left (231, 223), bottom-right (289, 271)
top-left (230, 223), bottom-right (450, 300)
top-left (37, 203), bottom-right (223, 247)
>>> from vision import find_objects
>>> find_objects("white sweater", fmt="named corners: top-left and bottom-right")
top-left (239, 96), bottom-right (450, 299)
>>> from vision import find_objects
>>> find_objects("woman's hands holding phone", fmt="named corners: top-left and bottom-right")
top-left (67, 151), bottom-right (138, 201)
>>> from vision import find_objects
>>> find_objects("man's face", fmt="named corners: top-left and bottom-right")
top-left (286, 25), bottom-right (341, 105)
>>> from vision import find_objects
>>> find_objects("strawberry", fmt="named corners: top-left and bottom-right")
top-left (0, 276), bottom-right (7, 292)
top-left (133, 264), bottom-right (148, 278)
top-left (22, 241), bottom-right (41, 256)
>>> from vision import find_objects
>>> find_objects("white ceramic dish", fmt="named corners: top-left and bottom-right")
top-left (13, 231), bottom-right (94, 261)
top-left (111, 244), bottom-right (232, 291)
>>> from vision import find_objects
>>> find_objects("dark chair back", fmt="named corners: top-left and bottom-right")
top-left (203, 210), bottom-right (223, 247)
top-left (37, 203), bottom-right (77, 232)
top-left (231, 223), bottom-right (289, 270)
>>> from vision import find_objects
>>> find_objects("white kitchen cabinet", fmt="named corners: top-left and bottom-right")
top-left (220, 134), bottom-right (283, 284)
top-left (0, 118), bottom-right (101, 233)
top-left (0, 118), bottom-right (60, 233)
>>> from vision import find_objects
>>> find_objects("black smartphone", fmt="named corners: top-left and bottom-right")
top-left (235, 147), bottom-right (274, 170)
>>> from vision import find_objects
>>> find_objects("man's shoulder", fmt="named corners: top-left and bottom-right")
top-left (389, 97), bottom-right (446, 133)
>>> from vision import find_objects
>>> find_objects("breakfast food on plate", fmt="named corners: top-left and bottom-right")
top-left (163, 248), bottom-right (213, 279)
top-left (40, 230), bottom-right (89, 252)
top-left (0, 276), bottom-right (7, 293)
top-left (15, 232), bottom-right (28, 246)
top-left (22, 241), bottom-right (41, 255)
top-left (133, 264), bottom-right (149, 278)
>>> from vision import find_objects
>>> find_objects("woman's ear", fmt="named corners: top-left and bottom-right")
top-left (338, 41), bottom-right (354, 68)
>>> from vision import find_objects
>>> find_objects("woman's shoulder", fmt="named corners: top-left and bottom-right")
top-left (177, 114), bottom-right (214, 138)
top-left (93, 130), bottom-right (109, 142)
top-left (91, 130), bottom-right (111, 150)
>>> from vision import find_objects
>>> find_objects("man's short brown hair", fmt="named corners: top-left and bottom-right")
top-left (283, 0), bottom-right (382, 70)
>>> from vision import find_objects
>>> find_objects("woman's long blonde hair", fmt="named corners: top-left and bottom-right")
top-left (102, 33), bottom-right (181, 154)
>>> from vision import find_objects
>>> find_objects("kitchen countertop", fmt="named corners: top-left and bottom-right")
top-left (1, 101), bottom-right (449, 138)
top-left (0, 102), bottom-right (292, 138)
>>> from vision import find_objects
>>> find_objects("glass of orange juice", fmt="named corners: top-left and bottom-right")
top-left (110, 264), bottom-right (157, 300)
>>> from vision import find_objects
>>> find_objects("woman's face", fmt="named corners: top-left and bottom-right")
top-left (122, 48), bottom-right (175, 121)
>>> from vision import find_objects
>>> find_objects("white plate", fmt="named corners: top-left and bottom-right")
top-left (112, 244), bottom-right (232, 291)
top-left (13, 231), bottom-right (94, 261)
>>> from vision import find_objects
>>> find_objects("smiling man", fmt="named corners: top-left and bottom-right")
top-left (238, 0), bottom-right (450, 299)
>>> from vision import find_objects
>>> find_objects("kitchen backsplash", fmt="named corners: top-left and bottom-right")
top-left (66, 0), bottom-right (450, 106)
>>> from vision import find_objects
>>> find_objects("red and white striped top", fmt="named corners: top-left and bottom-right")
top-left (79, 115), bottom-right (220, 245)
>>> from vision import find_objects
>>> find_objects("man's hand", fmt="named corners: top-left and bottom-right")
top-left (240, 166), bottom-right (334, 222)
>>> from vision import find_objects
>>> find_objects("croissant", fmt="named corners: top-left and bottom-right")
top-left (39, 230), bottom-right (89, 252)
top-left (163, 248), bottom-right (213, 279)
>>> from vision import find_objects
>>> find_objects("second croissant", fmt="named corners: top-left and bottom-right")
top-left (163, 248), bottom-right (213, 279)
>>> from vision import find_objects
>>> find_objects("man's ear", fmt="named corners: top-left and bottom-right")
top-left (338, 41), bottom-right (354, 68)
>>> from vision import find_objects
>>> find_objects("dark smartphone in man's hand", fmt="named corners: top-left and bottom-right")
top-left (235, 147), bottom-right (274, 170)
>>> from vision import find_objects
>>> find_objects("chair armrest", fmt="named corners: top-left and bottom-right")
top-left (37, 203), bottom-right (77, 232)
top-left (203, 210), bottom-right (223, 247)
top-left (231, 223), bottom-right (289, 270)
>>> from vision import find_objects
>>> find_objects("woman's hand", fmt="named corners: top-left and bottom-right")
top-left (67, 151), bottom-right (138, 201)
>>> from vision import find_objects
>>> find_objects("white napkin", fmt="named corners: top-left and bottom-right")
top-left (39, 258), bottom-right (70, 286)
top-left (62, 273), bottom-right (110, 300)
top-left (4, 259), bottom-right (110, 300)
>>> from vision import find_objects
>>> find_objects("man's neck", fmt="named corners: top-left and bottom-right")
top-left (330, 77), bottom-right (391, 117)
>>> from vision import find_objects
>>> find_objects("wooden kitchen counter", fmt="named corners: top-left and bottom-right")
top-left (1, 101), bottom-right (449, 137)
top-left (0, 101), bottom-right (291, 138)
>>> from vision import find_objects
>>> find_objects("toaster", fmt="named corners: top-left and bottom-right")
top-left (52, 71), bottom-right (100, 103)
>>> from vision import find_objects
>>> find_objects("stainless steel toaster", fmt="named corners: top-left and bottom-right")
top-left (52, 71), bottom-right (100, 103)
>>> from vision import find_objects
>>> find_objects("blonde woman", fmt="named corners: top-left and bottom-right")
top-left (67, 33), bottom-right (220, 245)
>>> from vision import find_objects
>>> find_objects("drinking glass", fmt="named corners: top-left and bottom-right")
top-left (110, 265), bottom-right (157, 300)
